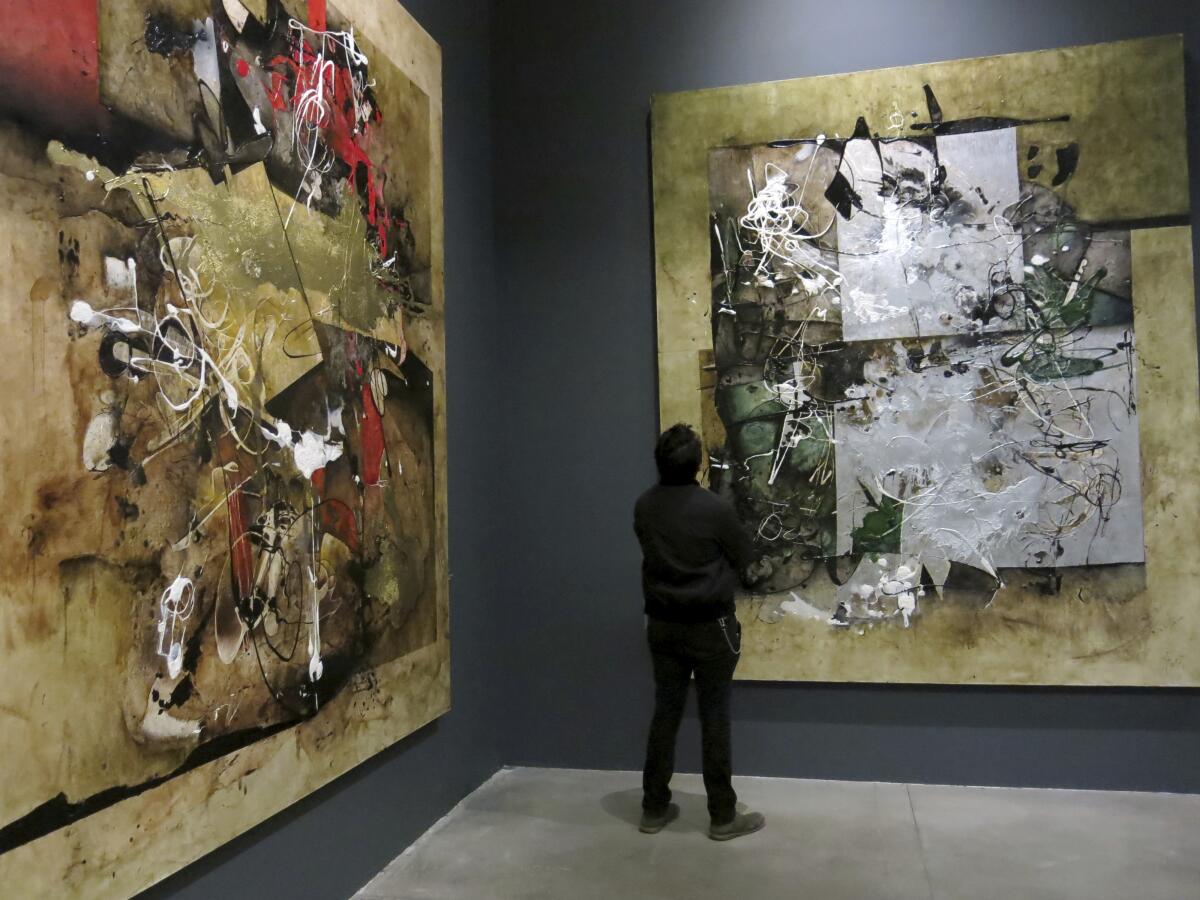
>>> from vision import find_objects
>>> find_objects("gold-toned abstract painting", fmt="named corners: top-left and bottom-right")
top-left (651, 36), bottom-right (1199, 685)
top-left (0, 0), bottom-right (447, 895)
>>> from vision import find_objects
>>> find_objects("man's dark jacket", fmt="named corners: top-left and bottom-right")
top-left (634, 481), bottom-right (753, 624)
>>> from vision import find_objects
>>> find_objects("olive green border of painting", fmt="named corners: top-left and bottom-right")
top-left (0, 1), bottom-right (449, 896)
top-left (650, 36), bottom-right (1199, 686)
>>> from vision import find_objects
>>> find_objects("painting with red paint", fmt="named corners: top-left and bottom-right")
top-left (0, 0), bottom-right (446, 891)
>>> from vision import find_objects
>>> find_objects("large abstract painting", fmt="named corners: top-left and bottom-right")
top-left (0, 0), bottom-right (446, 894)
top-left (652, 37), bottom-right (1199, 685)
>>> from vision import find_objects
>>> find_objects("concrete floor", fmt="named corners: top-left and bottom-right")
top-left (355, 767), bottom-right (1200, 900)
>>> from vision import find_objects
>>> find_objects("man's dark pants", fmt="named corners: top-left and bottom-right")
top-left (642, 615), bottom-right (741, 826)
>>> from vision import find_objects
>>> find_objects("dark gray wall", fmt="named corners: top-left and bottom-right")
top-left (491, 0), bottom-right (1200, 793)
top-left (143, 1), bottom-right (505, 897)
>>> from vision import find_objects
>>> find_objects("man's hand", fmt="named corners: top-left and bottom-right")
top-left (742, 556), bottom-right (774, 587)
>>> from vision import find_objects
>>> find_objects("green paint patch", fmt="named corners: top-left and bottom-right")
top-left (851, 483), bottom-right (903, 555)
top-left (1020, 353), bottom-right (1105, 382)
top-left (1025, 263), bottom-right (1108, 330)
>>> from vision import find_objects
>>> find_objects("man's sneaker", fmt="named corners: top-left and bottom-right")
top-left (638, 802), bottom-right (680, 834)
top-left (708, 811), bottom-right (766, 841)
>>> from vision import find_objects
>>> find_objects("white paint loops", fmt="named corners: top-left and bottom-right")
top-left (157, 576), bottom-right (196, 679)
top-left (70, 299), bottom-right (140, 334)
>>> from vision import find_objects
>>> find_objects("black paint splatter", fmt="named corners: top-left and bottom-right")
top-left (106, 437), bottom-right (133, 471)
top-left (913, 85), bottom-right (1070, 136)
top-left (144, 13), bottom-right (202, 58)
top-left (824, 171), bottom-right (863, 220)
top-left (922, 84), bottom-right (944, 125)
top-left (115, 497), bottom-right (140, 521)
top-left (1052, 142), bottom-right (1080, 186)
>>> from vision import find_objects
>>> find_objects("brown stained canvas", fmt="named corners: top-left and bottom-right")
top-left (651, 37), bottom-right (1199, 686)
top-left (0, 0), bottom-right (447, 895)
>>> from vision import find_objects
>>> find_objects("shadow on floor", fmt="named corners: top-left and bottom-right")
top-left (599, 787), bottom-right (710, 834)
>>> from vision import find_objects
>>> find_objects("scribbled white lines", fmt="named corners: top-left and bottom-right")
top-left (739, 161), bottom-right (842, 294)
top-left (285, 17), bottom-right (371, 218)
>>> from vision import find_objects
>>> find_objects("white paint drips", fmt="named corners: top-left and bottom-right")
top-left (157, 576), bottom-right (196, 679)
top-left (261, 419), bottom-right (343, 479)
top-left (836, 555), bottom-right (924, 629)
top-left (104, 256), bottom-right (137, 293)
top-left (260, 419), bottom-right (294, 448)
top-left (780, 592), bottom-right (827, 621)
top-left (327, 404), bottom-right (345, 436)
top-left (70, 299), bottom-right (140, 334)
top-left (293, 430), bottom-right (343, 479)
top-left (307, 567), bottom-right (325, 683)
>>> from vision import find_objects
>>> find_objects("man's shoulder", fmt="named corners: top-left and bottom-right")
top-left (636, 482), bottom-right (728, 511)
top-left (691, 484), bottom-right (732, 511)
top-left (634, 483), bottom-right (663, 515)
top-left (659, 484), bottom-right (732, 523)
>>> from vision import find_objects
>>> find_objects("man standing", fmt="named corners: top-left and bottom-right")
top-left (633, 423), bottom-right (766, 841)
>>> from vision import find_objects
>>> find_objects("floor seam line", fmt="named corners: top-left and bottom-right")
top-left (906, 783), bottom-right (937, 900)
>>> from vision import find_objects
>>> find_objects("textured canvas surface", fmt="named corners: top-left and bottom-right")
top-left (651, 36), bottom-right (1198, 685)
top-left (0, 1), bottom-right (447, 895)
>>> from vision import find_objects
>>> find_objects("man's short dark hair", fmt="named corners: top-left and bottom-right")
top-left (655, 424), bottom-right (701, 485)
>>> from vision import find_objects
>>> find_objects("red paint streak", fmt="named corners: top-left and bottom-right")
top-left (0, 0), bottom-right (110, 135)
top-left (308, 0), bottom-right (328, 32)
top-left (236, 58), bottom-right (250, 77)
top-left (360, 381), bottom-right (386, 486)
top-left (325, 65), bottom-right (375, 218)
top-left (319, 500), bottom-right (359, 552)
top-left (309, 469), bottom-right (359, 551)
top-left (266, 70), bottom-right (290, 112)
top-left (226, 488), bottom-right (255, 600)
top-left (271, 5), bottom-right (402, 283)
